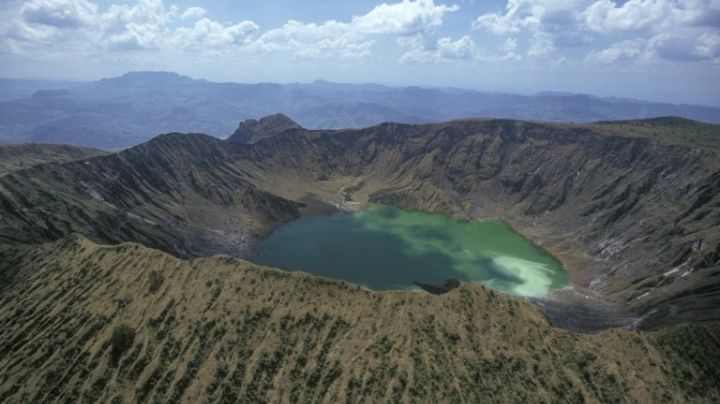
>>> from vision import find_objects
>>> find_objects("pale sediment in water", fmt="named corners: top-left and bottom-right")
top-left (252, 204), bottom-right (570, 297)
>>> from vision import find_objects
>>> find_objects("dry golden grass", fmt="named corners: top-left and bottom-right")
top-left (0, 235), bottom-right (718, 403)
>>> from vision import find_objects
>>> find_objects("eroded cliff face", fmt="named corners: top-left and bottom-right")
top-left (228, 113), bottom-right (302, 144)
top-left (0, 118), bottom-right (717, 329)
top-left (0, 134), bottom-right (302, 258)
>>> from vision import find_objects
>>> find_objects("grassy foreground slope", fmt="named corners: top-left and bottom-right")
top-left (1, 236), bottom-right (718, 403)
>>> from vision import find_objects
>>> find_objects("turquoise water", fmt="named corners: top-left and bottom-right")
top-left (252, 204), bottom-right (569, 297)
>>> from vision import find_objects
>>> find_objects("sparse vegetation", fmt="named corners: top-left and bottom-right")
top-left (110, 324), bottom-right (135, 365)
top-left (148, 270), bottom-right (164, 293)
top-left (592, 117), bottom-right (720, 150)
top-left (0, 236), bottom-right (718, 402)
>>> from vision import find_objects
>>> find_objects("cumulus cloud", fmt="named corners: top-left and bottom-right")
top-left (1, 0), bottom-right (461, 59)
top-left (352, 0), bottom-right (458, 36)
top-left (438, 35), bottom-right (477, 59)
top-left (181, 6), bottom-right (205, 20)
top-left (253, 0), bottom-right (459, 59)
top-left (584, 0), bottom-right (679, 32)
top-left (21, 0), bottom-right (97, 28)
top-left (0, 0), bottom-right (263, 53)
top-left (175, 18), bottom-right (258, 48)
top-left (0, 0), bottom-right (98, 47)
top-left (649, 31), bottom-right (720, 61)
top-left (499, 37), bottom-right (522, 60)
top-left (474, 0), bottom-right (720, 63)
top-left (399, 34), bottom-right (478, 63)
top-left (696, 32), bottom-right (720, 59)
top-left (587, 31), bottom-right (720, 64)
top-left (472, 0), bottom-right (526, 34)
top-left (585, 38), bottom-right (647, 63)
top-left (97, 0), bottom-right (177, 50)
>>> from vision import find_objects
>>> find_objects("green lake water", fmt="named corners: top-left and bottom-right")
top-left (252, 204), bottom-right (570, 297)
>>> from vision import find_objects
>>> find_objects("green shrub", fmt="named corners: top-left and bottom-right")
top-left (110, 324), bottom-right (135, 365)
top-left (149, 271), bottom-right (164, 293)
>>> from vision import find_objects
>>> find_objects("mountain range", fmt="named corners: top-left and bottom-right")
top-left (1, 71), bottom-right (719, 150)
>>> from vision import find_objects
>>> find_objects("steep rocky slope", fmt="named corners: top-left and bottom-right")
top-left (0, 143), bottom-right (106, 175)
top-left (229, 114), bottom-right (303, 144)
top-left (0, 134), bottom-right (301, 257)
top-left (0, 235), bottom-right (718, 403)
top-left (0, 117), bottom-right (718, 331)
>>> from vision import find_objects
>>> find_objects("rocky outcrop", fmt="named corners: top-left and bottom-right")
top-left (228, 113), bottom-right (302, 143)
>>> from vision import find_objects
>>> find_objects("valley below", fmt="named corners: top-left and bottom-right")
top-left (0, 115), bottom-right (719, 402)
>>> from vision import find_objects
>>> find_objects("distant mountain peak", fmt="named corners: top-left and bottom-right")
top-left (120, 71), bottom-right (184, 79)
top-left (228, 113), bottom-right (303, 144)
top-left (98, 71), bottom-right (192, 86)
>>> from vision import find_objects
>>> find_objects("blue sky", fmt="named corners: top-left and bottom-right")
top-left (0, 0), bottom-right (719, 106)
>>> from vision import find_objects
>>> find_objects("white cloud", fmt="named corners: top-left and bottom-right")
top-left (648, 31), bottom-right (720, 61)
top-left (21, 0), bottom-right (97, 28)
top-left (104, 22), bottom-right (164, 50)
top-left (473, 0), bottom-right (592, 54)
top-left (399, 34), bottom-right (478, 63)
top-left (181, 6), bottom-right (205, 20)
top-left (586, 38), bottom-right (647, 63)
top-left (1, 0), bottom-right (260, 53)
top-left (175, 18), bottom-right (258, 48)
top-left (587, 31), bottom-right (720, 64)
top-left (584, 0), bottom-right (679, 32)
top-left (472, 0), bottom-right (529, 34)
top-left (528, 34), bottom-right (553, 57)
top-left (499, 37), bottom-right (522, 60)
top-left (438, 35), bottom-right (476, 58)
top-left (696, 32), bottom-right (720, 59)
top-left (474, 0), bottom-right (720, 63)
top-left (253, 0), bottom-right (459, 59)
top-left (294, 38), bottom-right (375, 59)
top-left (352, 0), bottom-right (458, 36)
top-left (1, 0), bottom-right (462, 60)
top-left (98, 0), bottom-right (176, 50)
top-left (0, 0), bottom-right (97, 48)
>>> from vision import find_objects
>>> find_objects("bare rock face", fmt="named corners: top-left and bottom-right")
top-left (228, 113), bottom-right (302, 143)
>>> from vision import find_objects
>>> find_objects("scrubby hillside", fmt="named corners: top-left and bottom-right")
top-left (0, 235), bottom-right (718, 403)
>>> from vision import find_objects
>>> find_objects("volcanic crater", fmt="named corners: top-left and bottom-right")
top-left (1, 114), bottom-right (718, 332)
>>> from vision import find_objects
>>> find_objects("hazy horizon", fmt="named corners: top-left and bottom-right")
top-left (4, 69), bottom-right (720, 109)
top-left (1, 0), bottom-right (719, 107)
